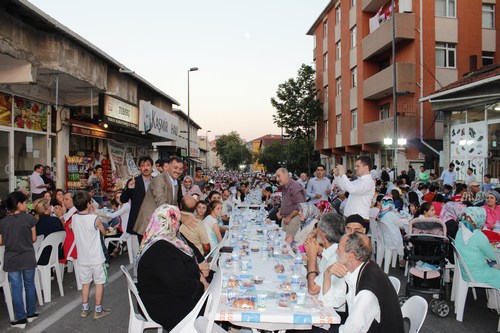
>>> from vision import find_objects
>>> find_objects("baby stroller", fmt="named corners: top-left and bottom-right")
top-left (401, 217), bottom-right (451, 317)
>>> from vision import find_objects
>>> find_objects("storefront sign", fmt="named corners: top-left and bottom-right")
top-left (100, 94), bottom-right (139, 130)
top-left (72, 125), bottom-right (110, 139)
top-left (0, 93), bottom-right (12, 127)
top-left (13, 96), bottom-right (47, 131)
top-left (139, 100), bottom-right (179, 140)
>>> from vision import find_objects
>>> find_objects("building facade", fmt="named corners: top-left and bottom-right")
top-left (308, 0), bottom-right (499, 174)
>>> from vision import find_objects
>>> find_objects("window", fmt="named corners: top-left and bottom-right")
top-left (351, 109), bottom-right (357, 130)
top-left (436, 111), bottom-right (444, 122)
top-left (325, 120), bottom-right (329, 137)
top-left (435, 0), bottom-right (456, 17)
top-left (350, 26), bottom-right (357, 49)
top-left (336, 115), bottom-right (342, 133)
top-left (352, 0), bottom-right (357, 7)
top-left (351, 67), bottom-right (357, 88)
top-left (483, 4), bottom-right (495, 29)
top-left (379, 58), bottom-right (390, 70)
top-left (482, 51), bottom-right (495, 66)
top-left (323, 52), bottom-right (328, 70)
top-left (436, 42), bottom-right (456, 68)
top-left (379, 103), bottom-right (390, 120)
top-left (336, 41), bottom-right (342, 60)
top-left (336, 78), bottom-right (342, 95)
top-left (336, 5), bottom-right (341, 24)
top-left (323, 19), bottom-right (328, 38)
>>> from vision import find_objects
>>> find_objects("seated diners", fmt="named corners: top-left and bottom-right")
top-left (455, 207), bottom-right (500, 289)
top-left (202, 200), bottom-right (224, 250)
top-left (482, 190), bottom-right (500, 230)
top-left (33, 198), bottom-right (65, 265)
top-left (179, 196), bottom-right (211, 256)
top-left (305, 213), bottom-right (345, 295)
top-left (136, 204), bottom-right (208, 331)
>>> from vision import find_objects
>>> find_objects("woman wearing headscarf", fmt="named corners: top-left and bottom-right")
top-left (291, 202), bottom-right (321, 245)
top-left (482, 190), bottom-right (500, 230)
top-left (454, 207), bottom-right (500, 289)
top-left (136, 204), bottom-right (208, 331)
top-left (377, 196), bottom-right (404, 258)
top-left (181, 176), bottom-right (203, 198)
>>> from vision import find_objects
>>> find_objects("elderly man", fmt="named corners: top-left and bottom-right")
top-left (304, 213), bottom-right (345, 295)
top-left (297, 172), bottom-right (309, 189)
top-left (275, 167), bottom-right (306, 237)
top-left (334, 156), bottom-right (375, 221)
top-left (327, 233), bottom-right (404, 333)
top-left (462, 181), bottom-right (486, 206)
top-left (179, 195), bottom-right (210, 256)
top-left (134, 156), bottom-right (183, 235)
top-left (306, 164), bottom-right (332, 204)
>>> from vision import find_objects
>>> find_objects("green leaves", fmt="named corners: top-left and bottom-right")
top-left (213, 131), bottom-right (252, 170)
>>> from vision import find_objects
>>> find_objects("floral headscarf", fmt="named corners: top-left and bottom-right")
top-left (377, 196), bottom-right (395, 220)
top-left (136, 204), bottom-right (193, 266)
top-left (460, 206), bottom-right (486, 232)
top-left (439, 201), bottom-right (466, 222)
top-left (299, 202), bottom-right (320, 230)
top-left (315, 200), bottom-right (333, 213)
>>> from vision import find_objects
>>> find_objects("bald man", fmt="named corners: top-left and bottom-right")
top-left (179, 195), bottom-right (210, 255)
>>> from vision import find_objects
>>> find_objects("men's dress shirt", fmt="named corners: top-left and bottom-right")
top-left (143, 176), bottom-right (151, 192)
top-left (306, 177), bottom-right (332, 203)
top-left (336, 174), bottom-right (374, 220)
top-left (313, 244), bottom-right (338, 298)
top-left (339, 264), bottom-right (380, 333)
top-left (440, 170), bottom-right (457, 186)
top-left (465, 175), bottom-right (476, 186)
top-left (280, 179), bottom-right (306, 217)
top-left (30, 171), bottom-right (45, 194)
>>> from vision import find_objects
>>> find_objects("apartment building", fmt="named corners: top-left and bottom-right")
top-left (307, 0), bottom-right (499, 173)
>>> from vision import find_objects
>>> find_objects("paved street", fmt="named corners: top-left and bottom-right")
top-left (0, 254), bottom-right (498, 333)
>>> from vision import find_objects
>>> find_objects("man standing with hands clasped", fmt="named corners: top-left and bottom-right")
top-left (306, 164), bottom-right (332, 204)
top-left (333, 156), bottom-right (375, 223)
top-left (275, 167), bottom-right (306, 237)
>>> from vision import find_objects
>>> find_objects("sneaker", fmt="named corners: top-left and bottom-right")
top-left (80, 308), bottom-right (90, 318)
top-left (93, 308), bottom-right (111, 319)
top-left (27, 313), bottom-right (39, 323)
top-left (10, 318), bottom-right (27, 328)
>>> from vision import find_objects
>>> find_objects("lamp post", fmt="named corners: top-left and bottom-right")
top-left (187, 67), bottom-right (199, 176)
top-left (205, 130), bottom-right (211, 169)
top-left (391, 0), bottom-right (398, 178)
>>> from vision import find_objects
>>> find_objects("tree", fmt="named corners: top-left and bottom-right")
top-left (213, 131), bottom-right (252, 170)
top-left (285, 137), bottom-right (320, 175)
top-left (257, 141), bottom-right (283, 173)
top-left (271, 64), bottom-right (323, 174)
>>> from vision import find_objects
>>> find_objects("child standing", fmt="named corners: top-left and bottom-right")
top-left (0, 191), bottom-right (38, 328)
top-left (71, 190), bottom-right (111, 319)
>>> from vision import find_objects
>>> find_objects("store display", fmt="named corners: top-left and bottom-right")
top-left (65, 156), bottom-right (92, 191)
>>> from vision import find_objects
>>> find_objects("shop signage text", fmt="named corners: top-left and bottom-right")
top-left (139, 100), bottom-right (179, 140)
top-left (100, 94), bottom-right (139, 130)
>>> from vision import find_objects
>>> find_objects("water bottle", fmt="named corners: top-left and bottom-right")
top-left (231, 247), bottom-right (241, 263)
top-left (294, 250), bottom-right (303, 266)
top-left (291, 265), bottom-right (301, 291)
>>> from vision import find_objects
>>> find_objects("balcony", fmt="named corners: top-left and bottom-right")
top-left (323, 102), bottom-right (328, 120)
top-left (362, 0), bottom-right (387, 13)
top-left (363, 62), bottom-right (415, 100)
top-left (362, 13), bottom-right (415, 60)
top-left (363, 116), bottom-right (416, 144)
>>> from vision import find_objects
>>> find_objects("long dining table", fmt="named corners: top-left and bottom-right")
top-left (213, 208), bottom-right (340, 332)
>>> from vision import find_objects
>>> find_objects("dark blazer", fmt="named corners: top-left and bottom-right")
top-left (120, 175), bottom-right (147, 235)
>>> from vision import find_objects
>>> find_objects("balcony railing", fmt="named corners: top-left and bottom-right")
top-left (363, 62), bottom-right (415, 100)
top-left (362, 13), bottom-right (415, 60)
top-left (363, 116), bottom-right (416, 144)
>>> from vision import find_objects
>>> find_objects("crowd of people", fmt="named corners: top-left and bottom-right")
top-left (1, 153), bottom-right (499, 331)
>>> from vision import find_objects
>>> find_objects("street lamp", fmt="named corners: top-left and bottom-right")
top-left (187, 66), bottom-right (198, 176)
top-left (391, 0), bottom-right (398, 177)
top-left (205, 130), bottom-right (211, 169)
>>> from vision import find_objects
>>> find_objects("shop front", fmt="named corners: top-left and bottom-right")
top-left (0, 91), bottom-right (55, 199)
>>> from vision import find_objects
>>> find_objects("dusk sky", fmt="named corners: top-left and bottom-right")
top-left (28, 0), bottom-right (329, 141)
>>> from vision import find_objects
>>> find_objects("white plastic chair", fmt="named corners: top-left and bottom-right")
top-left (35, 231), bottom-right (65, 303)
top-left (0, 245), bottom-right (15, 321)
top-left (105, 236), bottom-right (134, 264)
top-left (451, 243), bottom-right (499, 322)
top-left (120, 265), bottom-right (163, 333)
top-left (64, 241), bottom-right (82, 290)
top-left (401, 295), bottom-right (428, 333)
top-left (377, 221), bottom-right (400, 273)
top-left (32, 235), bottom-right (44, 305)
top-left (369, 217), bottom-right (382, 261)
top-left (389, 276), bottom-right (401, 294)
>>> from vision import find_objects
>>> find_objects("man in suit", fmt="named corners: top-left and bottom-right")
top-left (121, 156), bottom-right (154, 239)
top-left (134, 156), bottom-right (183, 235)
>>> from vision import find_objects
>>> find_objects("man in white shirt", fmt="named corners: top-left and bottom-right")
top-left (221, 189), bottom-right (233, 224)
top-left (304, 213), bottom-right (345, 295)
top-left (334, 156), bottom-right (375, 221)
top-left (439, 162), bottom-right (457, 188)
top-left (306, 165), bottom-right (332, 204)
top-left (335, 233), bottom-right (404, 333)
top-left (370, 165), bottom-right (379, 180)
top-left (30, 164), bottom-right (50, 201)
top-left (465, 167), bottom-right (476, 186)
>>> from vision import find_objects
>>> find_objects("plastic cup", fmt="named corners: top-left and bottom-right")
top-left (257, 293), bottom-right (268, 309)
top-left (296, 291), bottom-right (306, 305)
top-left (241, 259), bottom-right (250, 272)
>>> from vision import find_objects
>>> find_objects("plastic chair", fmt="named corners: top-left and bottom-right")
top-left (32, 235), bottom-right (44, 305)
top-left (64, 241), bottom-right (82, 290)
top-left (105, 236), bottom-right (134, 264)
top-left (205, 234), bottom-right (227, 270)
top-left (0, 245), bottom-right (15, 321)
top-left (121, 265), bottom-right (163, 333)
top-left (377, 221), bottom-right (400, 273)
top-left (389, 276), bottom-right (401, 294)
top-left (35, 231), bottom-right (65, 303)
top-left (171, 270), bottom-right (219, 333)
top-left (401, 295), bottom-right (428, 333)
top-left (369, 217), bottom-right (382, 261)
top-left (451, 243), bottom-right (499, 322)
